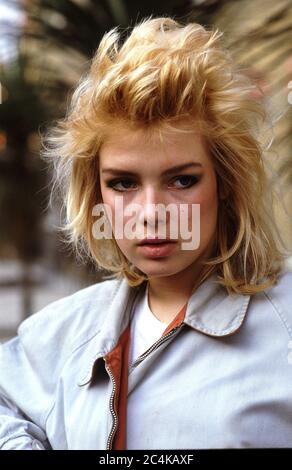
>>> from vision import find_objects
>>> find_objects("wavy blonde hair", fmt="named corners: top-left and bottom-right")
top-left (41, 16), bottom-right (287, 294)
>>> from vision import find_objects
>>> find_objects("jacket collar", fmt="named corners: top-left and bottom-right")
top-left (183, 273), bottom-right (251, 337)
top-left (78, 277), bottom-right (137, 386)
top-left (78, 273), bottom-right (251, 385)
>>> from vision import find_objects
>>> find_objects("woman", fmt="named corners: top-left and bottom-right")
top-left (0, 16), bottom-right (291, 450)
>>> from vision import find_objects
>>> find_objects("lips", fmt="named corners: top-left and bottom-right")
top-left (137, 241), bottom-right (177, 258)
top-left (138, 238), bottom-right (176, 245)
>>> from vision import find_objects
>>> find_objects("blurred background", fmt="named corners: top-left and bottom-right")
top-left (0, 0), bottom-right (291, 341)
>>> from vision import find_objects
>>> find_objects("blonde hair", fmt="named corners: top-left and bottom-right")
top-left (41, 16), bottom-right (287, 295)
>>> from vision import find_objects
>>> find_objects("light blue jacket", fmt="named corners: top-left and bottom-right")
top-left (0, 270), bottom-right (292, 450)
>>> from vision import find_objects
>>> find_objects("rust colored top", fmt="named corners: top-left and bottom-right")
top-left (112, 323), bottom-right (131, 449)
top-left (106, 300), bottom-right (188, 450)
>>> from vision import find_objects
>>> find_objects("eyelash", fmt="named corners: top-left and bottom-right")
top-left (105, 175), bottom-right (201, 192)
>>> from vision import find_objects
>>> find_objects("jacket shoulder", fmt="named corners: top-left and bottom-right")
top-left (17, 276), bottom-right (121, 363)
top-left (262, 270), bottom-right (292, 329)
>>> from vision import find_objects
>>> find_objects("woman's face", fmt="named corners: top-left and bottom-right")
top-left (99, 124), bottom-right (218, 280)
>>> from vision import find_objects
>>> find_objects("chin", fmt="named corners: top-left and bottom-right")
top-left (137, 262), bottom-right (186, 279)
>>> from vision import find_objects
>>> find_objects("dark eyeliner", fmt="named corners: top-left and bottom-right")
top-left (105, 177), bottom-right (136, 191)
top-left (105, 174), bottom-right (201, 191)
top-left (170, 175), bottom-right (201, 188)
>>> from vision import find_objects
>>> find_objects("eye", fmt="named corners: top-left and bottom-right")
top-left (105, 178), bottom-right (137, 192)
top-left (105, 174), bottom-right (201, 192)
top-left (170, 175), bottom-right (201, 189)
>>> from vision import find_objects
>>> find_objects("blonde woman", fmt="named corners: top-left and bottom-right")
top-left (0, 17), bottom-right (291, 450)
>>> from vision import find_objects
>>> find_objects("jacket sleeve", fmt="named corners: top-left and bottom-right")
top-left (0, 290), bottom-right (81, 451)
top-left (0, 335), bottom-right (53, 450)
top-left (0, 279), bottom-right (112, 450)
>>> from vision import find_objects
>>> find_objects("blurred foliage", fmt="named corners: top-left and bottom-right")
top-left (0, 53), bottom-right (48, 261)
top-left (196, 0), bottom-right (292, 186)
top-left (3, 0), bottom-right (199, 116)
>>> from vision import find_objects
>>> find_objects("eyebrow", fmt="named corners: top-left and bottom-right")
top-left (101, 162), bottom-right (203, 177)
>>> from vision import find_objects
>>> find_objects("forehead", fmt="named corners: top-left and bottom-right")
top-left (99, 122), bottom-right (211, 166)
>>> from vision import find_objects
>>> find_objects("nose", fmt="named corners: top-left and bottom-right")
top-left (138, 186), bottom-right (168, 232)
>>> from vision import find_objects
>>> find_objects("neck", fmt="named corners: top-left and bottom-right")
top-left (147, 264), bottom-right (215, 324)
top-left (148, 262), bottom-right (205, 304)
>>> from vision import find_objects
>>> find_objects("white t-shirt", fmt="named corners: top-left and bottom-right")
top-left (128, 282), bottom-right (168, 367)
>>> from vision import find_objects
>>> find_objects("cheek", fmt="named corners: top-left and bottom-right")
top-left (201, 190), bottom-right (218, 239)
top-left (100, 191), bottom-right (133, 247)
top-left (197, 173), bottom-right (217, 211)
top-left (187, 176), bottom-right (218, 230)
top-left (100, 185), bottom-right (118, 221)
top-left (99, 187), bottom-right (118, 236)
top-left (100, 183), bottom-right (113, 205)
top-left (200, 186), bottom-right (218, 216)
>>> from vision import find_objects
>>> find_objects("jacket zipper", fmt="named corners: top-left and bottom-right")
top-left (104, 289), bottom-right (136, 450)
top-left (104, 322), bottom-right (184, 449)
top-left (129, 323), bottom-right (185, 372)
top-left (104, 358), bottom-right (118, 450)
